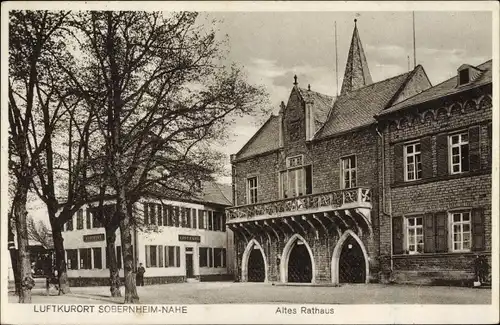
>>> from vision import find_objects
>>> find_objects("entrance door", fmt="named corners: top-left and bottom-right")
top-left (247, 248), bottom-right (265, 282)
top-left (287, 242), bottom-right (312, 283)
top-left (185, 253), bottom-right (194, 278)
top-left (339, 236), bottom-right (365, 283)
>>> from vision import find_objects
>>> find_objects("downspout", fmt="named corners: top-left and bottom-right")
top-left (376, 126), bottom-right (393, 273)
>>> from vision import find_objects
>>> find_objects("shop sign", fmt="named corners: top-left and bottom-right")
top-left (83, 233), bottom-right (105, 242)
top-left (178, 235), bottom-right (201, 242)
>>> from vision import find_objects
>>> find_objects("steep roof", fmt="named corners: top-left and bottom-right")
top-left (297, 87), bottom-right (335, 126)
top-left (380, 60), bottom-right (492, 116)
top-left (340, 20), bottom-right (373, 95)
top-left (315, 70), bottom-right (412, 138)
top-left (197, 181), bottom-right (232, 206)
top-left (234, 115), bottom-right (281, 160)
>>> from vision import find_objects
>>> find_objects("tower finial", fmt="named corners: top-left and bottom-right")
top-left (354, 18), bottom-right (357, 25)
top-left (308, 84), bottom-right (311, 91)
top-left (293, 75), bottom-right (298, 85)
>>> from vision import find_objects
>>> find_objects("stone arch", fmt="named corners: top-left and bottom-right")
top-left (449, 102), bottom-right (462, 116)
top-left (331, 230), bottom-right (370, 284)
top-left (280, 233), bottom-right (316, 283)
top-left (463, 99), bottom-right (476, 112)
top-left (241, 238), bottom-right (268, 282)
top-left (479, 95), bottom-right (492, 110)
top-left (436, 107), bottom-right (448, 120)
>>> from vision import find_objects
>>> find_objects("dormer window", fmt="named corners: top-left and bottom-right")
top-left (457, 64), bottom-right (483, 87)
top-left (459, 69), bottom-right (470, 85)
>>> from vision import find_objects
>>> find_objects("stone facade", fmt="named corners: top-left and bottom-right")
top-left (377, 77), bottom-right (492, 286)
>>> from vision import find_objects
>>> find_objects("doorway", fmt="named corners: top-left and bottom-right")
top-left (185, 252), bottom-right (194, 278)
top-left (339, 236), bottom-right (365, 283)
top-left (247, 248), bottom-right (265, 282)
top-left (287, 241), bottom-right (313, 283)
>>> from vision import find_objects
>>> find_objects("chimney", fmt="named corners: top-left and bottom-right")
top-left (279, 101), bottom-right (285, 147)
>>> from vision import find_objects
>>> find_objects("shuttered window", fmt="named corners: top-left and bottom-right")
top-left (468, 126), bottom-right (480, 171)
top-left (86, 210), bottom-right (92, 229)
top-left (423, 213), bottom-right (435, 253)
top-left (406, 216), bottom-right (423, 254)
top-left (449, 132), bottom-right (470, 174)
top-left (450, 211), bottom-right (471, 252)
top-left (162, 205), bottom-right (168, 226)
top-left (192, 209), bottom-right (198, 229)
top-left (436, 134), bottom-right (448, 177)
top-left (199, 210), bottom-right (205, 229)
top-left (404, 143), bottom-right (422, 181)
top-left (157, 204), bottom-right (163, 226)
top-left (76, 209), bottom-right (84, 230)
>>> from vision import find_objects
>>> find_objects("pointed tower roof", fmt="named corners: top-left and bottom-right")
top-left (340, 19), bottom-right (373, 95)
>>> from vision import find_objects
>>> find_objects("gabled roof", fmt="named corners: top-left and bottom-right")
top-left (197, 182), bottom-right (232, 206)
top-left (297, 87), bottom-right (335, 126)
top-left (340, 20), bottom-right (373, 95)
top-left (315, 70), bottom-right (413, 138)
top-left (234, 115), bottom-right (281, 160)
top-left (380, 60), bottom-right (492, 116)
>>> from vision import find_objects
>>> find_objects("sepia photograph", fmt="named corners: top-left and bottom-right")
top-left (1, 1), bottom-right (498, 324)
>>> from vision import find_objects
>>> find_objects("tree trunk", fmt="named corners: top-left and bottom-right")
top-left (106, 224), bottom-right (121, 297)
top-left (13, 184), bottom-right (33, 303)
top-left (8, 213), bottom-right (20, 295)
top-left (51, 219), bottom-right (70, 295)
top-left (118, 190), bottom-right (139, 304)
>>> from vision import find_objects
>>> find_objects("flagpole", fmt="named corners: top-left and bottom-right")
top-left (413, 11), bottom-right (417, 69)
top-left (335, 21), bottom-right (339, 97)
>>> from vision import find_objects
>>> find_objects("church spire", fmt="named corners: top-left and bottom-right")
top-left (340, 19), bottom-right (373, 95)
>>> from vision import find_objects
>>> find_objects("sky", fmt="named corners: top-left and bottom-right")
top-left (202, 11), bottom-right (493, 184)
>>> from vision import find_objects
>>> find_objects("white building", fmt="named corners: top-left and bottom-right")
top-left (60, 182), bottom-right (234, 286)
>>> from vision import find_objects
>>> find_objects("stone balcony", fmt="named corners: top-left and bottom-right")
top-left (226, 187), bottom-right (372, 240)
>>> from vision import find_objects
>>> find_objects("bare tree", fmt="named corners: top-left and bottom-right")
top-left (60, 11), bottom-right (267, 303)
top-left (27, 218), bottom-right (53, 249)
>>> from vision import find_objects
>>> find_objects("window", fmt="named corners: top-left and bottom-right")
top-left (459, 69), bottom-right (470, 85)
top-left (199, 247), bottom-right (208, 267)
top-left (66, 249), bottom-right (78, 270)
top-left (166, 205), bottom-right (173, 226)
top-left (341, 156), bottom-right (357, 189)
top-left (214, 248), bottom-right (223, 267)
top-left (222, 248), bottom-right (226, 267)
top-left (207, 211), bottom-right (213, 231)
top-left (92, 211), bottom-right (102, 228)
top-left (79, 248), bottom-right (92, 269)
top-left (451, 211), bottom-right (471, 252)
top-left (192, 209), bottom-right (198, 229)
top-left (406, 216), bottom-right (424, 254)
top-left (86, 210), bottom-right (92, 229)
top-left (65, 218), bottom-right (73, 231)
top-left (213, 212), bottom-right (222, 231)
top-left (199, 210), bottom-right (205, 229)
top-left (208, 247), bottom-right (213, 267)
top-left (76, 209), bottom-right (84, 230)
top-left (93, 248), bottom-right (102, 269)
top-left (158, 245), bottom-right (164, 267)
top-left (157, 204), bottom-right (163, 226)
top-left (404, 143), bottom-right (422, 181)
top-left (173, 206), bottom-right (180, 227)
top-left (144, 203), bottom-right (149, 225)
top-left (150, 203), bottom-right (156, 225)
top-left (162, 205), bottom-right (168, 226)
top-left (145, 245), bottom-right (158, 267)
top-left (449, 132), bottom-right (469, 174)
top-left (165, 246), bottom-right (180, 267)
top-left (116, 246), bottom-right (122, 269)
top-left (247, 177), bottom-right (258, 204)
top-left (280, 157), bottom-right (312, 198)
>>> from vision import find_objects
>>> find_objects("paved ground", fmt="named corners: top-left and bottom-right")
top-left (8, 281), bottom-right (492, 304)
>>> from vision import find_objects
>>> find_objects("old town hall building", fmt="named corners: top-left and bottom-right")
top-left (226, 20), bottom-right (492, 286)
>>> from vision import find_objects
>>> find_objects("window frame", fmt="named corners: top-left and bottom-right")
top-left (449, 210), bottom-right (472, 252)
top-left (279, 156), bottom-right (312, 199)
top-left (247, 176), bottom-right (258, 204)
top-left (340, 155), bottom-right (357, 189)
top-left (404, 142), bottom-right (422, 182)
top-left (448, 131), bottom-right (469, 175)
top-left (405, 216), bottom-right (424, 254)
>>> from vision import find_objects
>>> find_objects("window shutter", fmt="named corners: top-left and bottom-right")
top-left (305, 165), bottom-right (312, 194)
top-left (176, 246), bottom-right (180, 267)
top-left (145, 245), bottom-right (151, 267)
top-left (164, 246), bottom-right (169, 268)
top-left (434, 211), bottom-right (448, 253)
top-left (393, 143), bottom-right (404, 183)
top-left (208, 248), bottom-right (213, 267)
top-left (392, 216), bottom-right (404, 254)
top-left (193, 210), bottom-right (198, 229)
top-left (471, 208), bottom-right (485, 251)
top-left (436, 134), bottom-right (448, 177)
top-left (157, 204), bottom-right (163, 226)
top-left (144, 203), bottom-right (149, 225)
top-left (423, 213), bottom-right (435, 253)
top-left (469, 126), bottom-right (480, 172)
top-left (420, 136), bottom-right (433, 179)
top-left (487, 123), bottom-right (492, 169)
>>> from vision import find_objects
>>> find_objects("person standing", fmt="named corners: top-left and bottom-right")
top-left (136, 263), bottom-right (146, 286)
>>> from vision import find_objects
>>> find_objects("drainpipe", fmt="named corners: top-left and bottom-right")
top-left (376, 126), bottom-right (393, 273)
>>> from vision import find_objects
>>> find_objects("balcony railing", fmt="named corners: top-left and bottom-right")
top-left (226, 187), bottom-right (371, 222)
